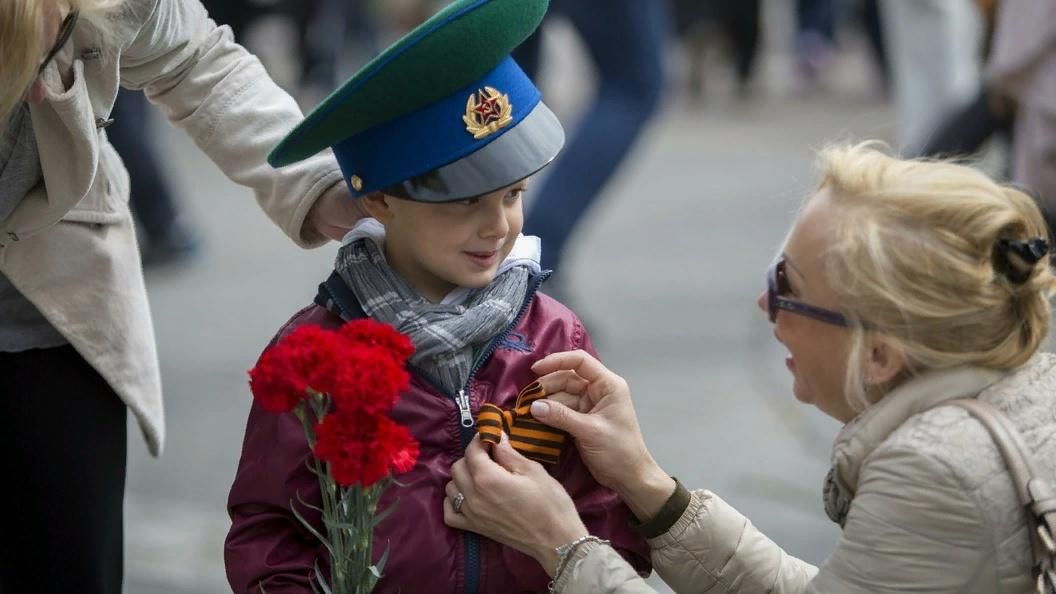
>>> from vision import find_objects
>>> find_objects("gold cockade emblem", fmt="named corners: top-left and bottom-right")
top-left (463, 86), bottom-right (513, 139)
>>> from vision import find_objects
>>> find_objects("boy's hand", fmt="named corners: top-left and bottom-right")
top-left (306, 183), bottom-right (369, 242)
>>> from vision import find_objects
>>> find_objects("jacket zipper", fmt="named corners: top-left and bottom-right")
top-left (414, 271), bottom-right (550, 594)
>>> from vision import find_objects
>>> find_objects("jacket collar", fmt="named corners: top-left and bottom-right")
top-left (830, 364), bottom-right (1005, 497)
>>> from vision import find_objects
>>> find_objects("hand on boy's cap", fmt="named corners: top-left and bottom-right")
top-left (306, 182), bottom-right (370, 242)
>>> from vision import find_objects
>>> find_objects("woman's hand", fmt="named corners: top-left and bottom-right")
top-left (305, 183), bottom-right (369, 242)
top-left (443, 434), bottom-right (588, 576)
top-left (530, 350), bottom-right (675, 521)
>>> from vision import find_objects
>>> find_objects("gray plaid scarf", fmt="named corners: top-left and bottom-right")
top-left (335, 221), bottom-right (535, 394)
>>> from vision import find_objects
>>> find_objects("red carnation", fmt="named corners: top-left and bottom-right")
top-left (338, 319), bottom-right (415, 363)
top-left (249, 325), bottom-right (358, 411)
top-left (314, 412), bottom-right (419, 488)
top-left (328, 345), bottom-right (411, 415)
top-left (248, 345), bottom-right (307, 413)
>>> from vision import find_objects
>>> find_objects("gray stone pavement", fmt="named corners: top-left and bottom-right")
top-left (122, 13), bottom-right (898, 594)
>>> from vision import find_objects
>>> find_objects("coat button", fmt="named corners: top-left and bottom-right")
top-left (82, 48), bottom-right (102, 60)
top-left (96, 117), bottom-right (115, 129)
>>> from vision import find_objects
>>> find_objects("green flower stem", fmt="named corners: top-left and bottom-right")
top-left (295, 390), bottom-right (382, 594)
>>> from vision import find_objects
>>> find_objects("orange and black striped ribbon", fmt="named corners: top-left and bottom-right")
top-left (477, 381), bottom-right (566, 465)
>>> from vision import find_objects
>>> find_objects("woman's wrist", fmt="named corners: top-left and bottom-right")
top-left (614, 458), bottom-right (676, 522)
top-left (531, 519), bottom-right (589, 577)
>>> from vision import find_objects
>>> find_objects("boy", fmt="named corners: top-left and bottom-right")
top-left (224, 1), bottom-right (650, 592)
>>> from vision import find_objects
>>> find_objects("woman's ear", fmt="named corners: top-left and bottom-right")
top-left (862, 336), bottom-right (907, 387)
top-left (360, 192), bottom-right (395, 223)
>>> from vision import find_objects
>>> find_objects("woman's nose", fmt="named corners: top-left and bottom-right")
top-left (756, 290), bottom-right (768, 314)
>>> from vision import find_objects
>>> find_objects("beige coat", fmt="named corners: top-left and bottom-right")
top-left (555, 353), bottom-right (1056, 593)
top-left (0, 0), bottom-right (344, 456)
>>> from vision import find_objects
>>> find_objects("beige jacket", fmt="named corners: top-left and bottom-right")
top-left (0, 0), bottom-right (344, 456)
top-left (556, 353), bottom-right (1056, 593)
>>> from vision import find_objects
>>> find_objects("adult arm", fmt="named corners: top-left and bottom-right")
top-left (117, 0), bottom-right (363, 245)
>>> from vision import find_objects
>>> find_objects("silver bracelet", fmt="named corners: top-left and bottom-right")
top-left (547, 535), bottom-right (611, 593)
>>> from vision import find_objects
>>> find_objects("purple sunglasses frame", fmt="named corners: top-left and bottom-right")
top-left (767, 255), bottom-right (851, 327)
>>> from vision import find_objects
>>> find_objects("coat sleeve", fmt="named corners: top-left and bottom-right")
top-left (558, 445), bottom-right (994, 594)
top-left (804, 446), bottom-right (993, 594)
top-left (557, 488), bottom-right (817, 594)
top-left (117, 0), bottom-right (344, 247)
top-left (224, 400), bottom-right (329, 594)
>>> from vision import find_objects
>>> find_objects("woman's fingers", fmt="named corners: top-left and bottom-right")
top-left (444, 480), bottom-right (460, 501)
top-left (545, 391), bottom-right (583, 412)
top-left (534, 369), bottom-right (590, 398)
top-left (531, 350), bottom-right (612, 383)
top-left (442, 494), bottom-right (469, 530)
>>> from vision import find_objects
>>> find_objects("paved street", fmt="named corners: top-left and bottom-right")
top-left (123, 10), bottom-right (898, 593)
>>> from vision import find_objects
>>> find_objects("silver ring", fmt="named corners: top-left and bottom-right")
top-left (452, 492), bottom-right (466, 514)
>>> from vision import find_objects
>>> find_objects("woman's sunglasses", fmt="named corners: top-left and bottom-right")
top-left (766, 255), bottom-right (851, 327)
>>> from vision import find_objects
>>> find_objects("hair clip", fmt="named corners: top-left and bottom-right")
top-left (995, 237), bottom-right (1050, 284)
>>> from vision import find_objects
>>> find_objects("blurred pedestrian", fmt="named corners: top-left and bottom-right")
top-left (512, 0), bottom-right (669, 295)
top-left (986, 0), bottom-right (1056, 233)
top-left (879, 0), bottom-right (984, 152)
top-left (670, 0), bottom-right (761, 101)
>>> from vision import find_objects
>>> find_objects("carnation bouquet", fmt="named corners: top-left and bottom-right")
top-left (249, 319), bottom-right (420, 594)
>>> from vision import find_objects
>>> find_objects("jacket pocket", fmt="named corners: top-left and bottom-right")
top-left (57, 60), bottom-right (129, 226)
top-left (61, 139), bottom-right (129, 226)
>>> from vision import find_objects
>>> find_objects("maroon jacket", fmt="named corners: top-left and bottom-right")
top-left (224, 280), bottom-right (651, 593)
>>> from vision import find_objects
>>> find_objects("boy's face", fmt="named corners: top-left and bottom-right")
top-left (364, 180), bottom-right (528, 302)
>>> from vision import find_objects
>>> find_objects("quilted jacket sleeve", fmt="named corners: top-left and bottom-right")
top-left (555, 489), bottom-right (816, 594)
top-left (557, 447), bottom-right (993, 593)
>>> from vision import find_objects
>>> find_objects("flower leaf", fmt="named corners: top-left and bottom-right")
top-left (312, 561), bottom-right (334, 594)
top-left (371, 501), bottom-right (399, 528)
top-left (290, 496), bottom-right (335, 558)
top-left (372, 542), bottom-right (392, 577)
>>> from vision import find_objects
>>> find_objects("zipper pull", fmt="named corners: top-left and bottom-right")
top-left (457, 390), bottom-right (474, 428)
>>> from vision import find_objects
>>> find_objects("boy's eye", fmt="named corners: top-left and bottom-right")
top-left (506, 188), bottom-right (526, 200)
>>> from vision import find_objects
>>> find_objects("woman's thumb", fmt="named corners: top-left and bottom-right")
top-left (493, 432), bottom-right (531, 472)
top-left (530, 399), bottom-right (588, 436)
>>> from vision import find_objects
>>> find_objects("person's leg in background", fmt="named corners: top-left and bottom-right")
top-left (860, 0), bottom-right (890, 93)
top-left (724, 0), bottom-right (761, 97)
top-left (198, 0), bottom-right (257, 41)
top-left (795, 0), bottom-right (837, 83)
top-left (0, 346), bottom-right (128, 594)
top-left (108, 89), bottom-right (201, 267)
top-left (295, 0), bottom-right (344, 93)
top-left (517, 0), bottom-right (669, 278)
top-left (1011, 105), bottom-right (1056, 237)
top-left (878, 0), bottom-right (983, 153)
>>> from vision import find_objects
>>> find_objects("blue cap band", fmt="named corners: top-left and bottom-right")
top-left (333, 57), bottom-right (542, 198)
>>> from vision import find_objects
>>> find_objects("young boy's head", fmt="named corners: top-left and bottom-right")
top-left (269, 0), bottom-right (562, 300)
top-left (360, 179), bottom-right (528, 301)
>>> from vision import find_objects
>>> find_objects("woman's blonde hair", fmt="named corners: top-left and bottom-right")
top-left (813, 142), bottom-right (1056, 411)
top-left (1, 0), bottom-right (126, 124)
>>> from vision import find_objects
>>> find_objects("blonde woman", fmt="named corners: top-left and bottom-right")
top-left (444, 144), bottom-right (1056, 593)
top-left (0, 1), bottom-right (362, 591)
